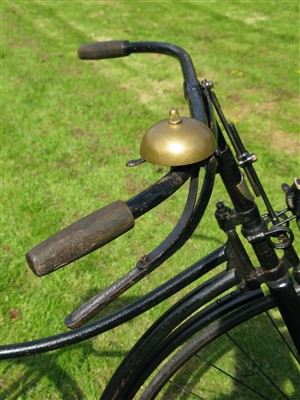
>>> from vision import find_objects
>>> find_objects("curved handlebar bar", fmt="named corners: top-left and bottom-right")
top-left (78, 40), bottom-right (208, 126)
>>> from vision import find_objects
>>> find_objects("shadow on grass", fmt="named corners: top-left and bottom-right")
top-left (0, 340), bottom-right (129, 400)
top-left (0, 349), bottom-right (86, 400)
top-left (0, 295), bottom-right (141, 400)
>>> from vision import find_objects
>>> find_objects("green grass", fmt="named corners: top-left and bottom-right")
top-left (1, 1), bottom-right (299, 399)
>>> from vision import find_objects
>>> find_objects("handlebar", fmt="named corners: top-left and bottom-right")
top-left (25, 40), bottom-right (217, 325)
top-left (27, 38), bottom-right (221, 278)
top-left (26, 166), bottom-right (195, 276)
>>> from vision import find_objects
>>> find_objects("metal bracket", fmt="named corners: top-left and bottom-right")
top-left (237, 151), bottom-right (257, 167)
top-left (215, 201), bottom-right (260, 231)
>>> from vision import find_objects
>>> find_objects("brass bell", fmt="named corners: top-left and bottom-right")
top-left (139, 109), bottom-right (217, 166)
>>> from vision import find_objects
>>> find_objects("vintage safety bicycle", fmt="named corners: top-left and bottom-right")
top-left (1, 41), bottom-right (300, 399)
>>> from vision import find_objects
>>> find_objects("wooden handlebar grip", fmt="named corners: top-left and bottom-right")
top-left (26, 201), bottom-right (135, 277)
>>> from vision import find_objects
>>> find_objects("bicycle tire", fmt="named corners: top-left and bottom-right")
top-left (102, 286), bottom-right (300, 399)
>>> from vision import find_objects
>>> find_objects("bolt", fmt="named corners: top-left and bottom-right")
top-left (215, 201), bottom-right (231, 219)
top-left (140, 254), bottom-right (149, 264)
top-left (201, 79), bottom-right (214, 89)
top-left (216, 201), bottom-right (225, 210)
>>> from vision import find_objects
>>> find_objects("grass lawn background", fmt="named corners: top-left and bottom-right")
top-left (1, 1), bottom-right (299, 398)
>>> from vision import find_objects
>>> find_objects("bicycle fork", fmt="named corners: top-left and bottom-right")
top-left (215, 199), bottom-right (300, 356)
top-left (242, 214), bottom-right (300, 356)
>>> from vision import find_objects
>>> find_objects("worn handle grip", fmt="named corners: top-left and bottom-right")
top-left (26, 201), bottom-right (135, 277)
top-left (78, 40), bottom-right (129, 60)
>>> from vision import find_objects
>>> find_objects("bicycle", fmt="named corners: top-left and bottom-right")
top-left (1, 40), bottom-right (300, 399)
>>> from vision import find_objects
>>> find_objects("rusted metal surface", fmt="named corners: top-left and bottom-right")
top-left (126, 165), bottom-right (195, 218)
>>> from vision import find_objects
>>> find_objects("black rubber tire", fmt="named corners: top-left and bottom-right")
top-left (102, 290), bottom-right (300, 399)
